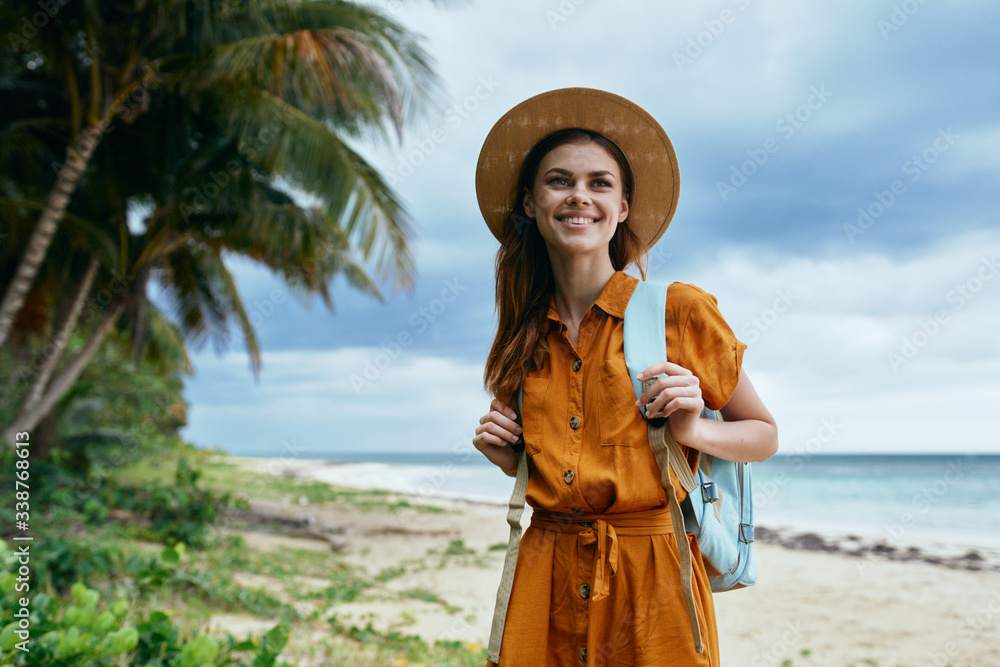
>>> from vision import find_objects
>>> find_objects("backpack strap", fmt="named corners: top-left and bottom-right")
top-left (623, 280), bottom-right (705, 654)
top-left (486, 386), bottom-right (529, 664)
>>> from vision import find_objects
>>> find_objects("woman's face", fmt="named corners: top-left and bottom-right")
top-left (523, 140), bottom-right (629, 258)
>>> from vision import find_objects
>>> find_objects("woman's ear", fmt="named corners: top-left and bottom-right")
top-left (523, 190), bottom-right (535, 218)
top-left (617, 195), bottom-right (629, 223)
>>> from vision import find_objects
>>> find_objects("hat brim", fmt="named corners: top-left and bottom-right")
top-left (475, 87), bottom-right (679, 252)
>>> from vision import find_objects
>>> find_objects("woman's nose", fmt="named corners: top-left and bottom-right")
top-left (567, 184), bottom-right (591, 205)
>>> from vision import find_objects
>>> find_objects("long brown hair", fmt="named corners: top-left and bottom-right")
top-left (483, 128), bottom-right (649, 408)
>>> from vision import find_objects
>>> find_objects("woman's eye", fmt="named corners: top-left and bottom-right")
top-left (548, 177), bottom-right (570, 186)
top-left (592, 179), bottom-right (610, 188)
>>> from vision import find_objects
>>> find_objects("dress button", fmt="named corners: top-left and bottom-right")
top-left (572, 358), bottom-right (582, 372)
top-left (569, 416), bottom-right (581, 429)
top-left (563, 470), bottom-right (575, 484)
top-left (578, 583), bottom-right (590, 599)
top-left (579, 646), bottom-right (587, 662)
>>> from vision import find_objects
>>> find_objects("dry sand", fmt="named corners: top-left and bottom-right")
top-left (231, 457), bottom-right (1000, 666)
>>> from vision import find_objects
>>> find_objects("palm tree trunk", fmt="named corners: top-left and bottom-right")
top-left (0, 126), bottom-right (104, 348)
top-left (130, 267), bottom-right (151, 365)
top-left (18, 255), bottom-right (101, 418)
top-left (3, 298), bottom-right (126, 445)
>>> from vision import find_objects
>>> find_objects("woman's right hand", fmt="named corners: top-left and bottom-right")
top-left (473, 399), bottom-right (523, 477)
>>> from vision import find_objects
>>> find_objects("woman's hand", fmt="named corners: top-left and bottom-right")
top-left (636, 364), bottom-right (779, 461)
top-left (473, 399), bottom-right (523, 477)
top-left (635, 361), bottom-right (705, 447)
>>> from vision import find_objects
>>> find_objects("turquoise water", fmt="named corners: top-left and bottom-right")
top-left (296, 451), bottom-right (1000, 547)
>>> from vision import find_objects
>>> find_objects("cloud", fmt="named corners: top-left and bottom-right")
top-left (184, 346), bottom-right (491, 457)
top-left (677, 228), bottom-right (1000, 453)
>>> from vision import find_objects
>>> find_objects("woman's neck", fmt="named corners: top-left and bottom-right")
top-left (548, 252), bottom-right (618, 328)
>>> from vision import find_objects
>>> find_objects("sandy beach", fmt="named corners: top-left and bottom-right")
top-left (226, 456), bottom-right (1000, 666)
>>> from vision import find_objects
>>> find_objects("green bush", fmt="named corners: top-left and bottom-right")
top-left (123, 458), bottom-right (232, 548)
top-left (0, 542), bottom-right (292, 666)
top-left (32, 536), bottom-right (124, 594)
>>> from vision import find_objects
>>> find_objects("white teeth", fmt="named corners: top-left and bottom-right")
top-left (561, 217), bottom-right (596, 225)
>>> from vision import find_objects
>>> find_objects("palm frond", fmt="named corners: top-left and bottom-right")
top-left (159, 243), bottom-right (262, 376)
top-left (218, 87), bottom-right (416, 291)
top-left (161, 0), bottom-right (444, 145)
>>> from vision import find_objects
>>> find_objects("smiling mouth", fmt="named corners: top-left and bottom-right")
top-left (558, 216), bottom-right (600, 225)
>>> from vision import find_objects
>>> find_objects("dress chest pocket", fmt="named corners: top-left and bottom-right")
top-left (519, 377), bottom-right (550, 456)
top-left (597, 357), bottom-right (641, 447)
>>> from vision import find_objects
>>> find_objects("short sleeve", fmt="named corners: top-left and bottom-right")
top-left (665, 282), bottom-right (747, 411)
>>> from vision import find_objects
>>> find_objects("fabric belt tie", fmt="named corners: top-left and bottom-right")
top-left (530, 507), bottom-right (674, 602)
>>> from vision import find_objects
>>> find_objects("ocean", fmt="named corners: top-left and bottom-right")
top-left (293, 451), bottom-right (1000, 550)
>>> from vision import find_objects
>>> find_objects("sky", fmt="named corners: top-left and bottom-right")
top-left (179, 0), bottom-right (1000, 459)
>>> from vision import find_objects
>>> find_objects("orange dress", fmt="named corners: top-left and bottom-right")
top-left (487, 271), bottom-right (746, 667)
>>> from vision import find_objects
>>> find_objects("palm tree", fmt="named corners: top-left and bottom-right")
top-left (0, 0), bottom-right (446, 348)
top-left (2, 79), bottom-right (398, 443)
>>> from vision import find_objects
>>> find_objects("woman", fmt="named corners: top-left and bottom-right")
top-left (473, 88), bottom-right (778, 666)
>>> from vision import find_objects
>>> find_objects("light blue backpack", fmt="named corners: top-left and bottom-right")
top-left (487, 280), bottom-right (756, 661)
top-left (625, 280), bottom-right (757, 589)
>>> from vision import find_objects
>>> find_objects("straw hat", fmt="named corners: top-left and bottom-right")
top-left (475, 87), bottom-right (679, 252)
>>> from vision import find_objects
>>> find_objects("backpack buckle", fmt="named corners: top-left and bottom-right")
top-left (701, 481), bottom-right (719, 503)
top-left (739, 523), bottom-right (754, 543)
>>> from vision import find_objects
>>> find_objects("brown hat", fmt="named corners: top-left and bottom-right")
top-left (475, 87), bottom-right (680, 252)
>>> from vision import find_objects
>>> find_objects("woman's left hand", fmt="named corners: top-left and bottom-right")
top-left (635, 361), bottom-right (704, 447)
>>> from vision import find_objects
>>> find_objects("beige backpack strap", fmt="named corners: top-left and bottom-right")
top-left (486, 448), bottom-right (529, 663)
top-left (648, 417), bottom-right (705, 654)
top-left (648, 416), bottom-right (697, 495)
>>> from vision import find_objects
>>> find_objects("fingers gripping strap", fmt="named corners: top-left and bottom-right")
top-left (487, 449), bottom-right (529, 663)
top-left (652, 421), bottom-right (705, 653)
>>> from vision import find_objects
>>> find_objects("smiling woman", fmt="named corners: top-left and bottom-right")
top-left (524, 135), bottom-right (632, 272)
top-left (471, 88), bottom-right (777, 666)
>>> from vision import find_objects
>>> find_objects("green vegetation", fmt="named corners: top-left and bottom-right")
top-left (0, 541), bottom-right (293, 666)
top-left (0, 443), bottom-right (489, 665)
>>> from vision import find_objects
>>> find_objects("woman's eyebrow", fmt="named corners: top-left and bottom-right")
top-left (542, 167), bottom-right (615, 178)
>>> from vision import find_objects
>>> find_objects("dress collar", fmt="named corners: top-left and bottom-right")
top-left (545, 270), bottom-right (636, 323)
